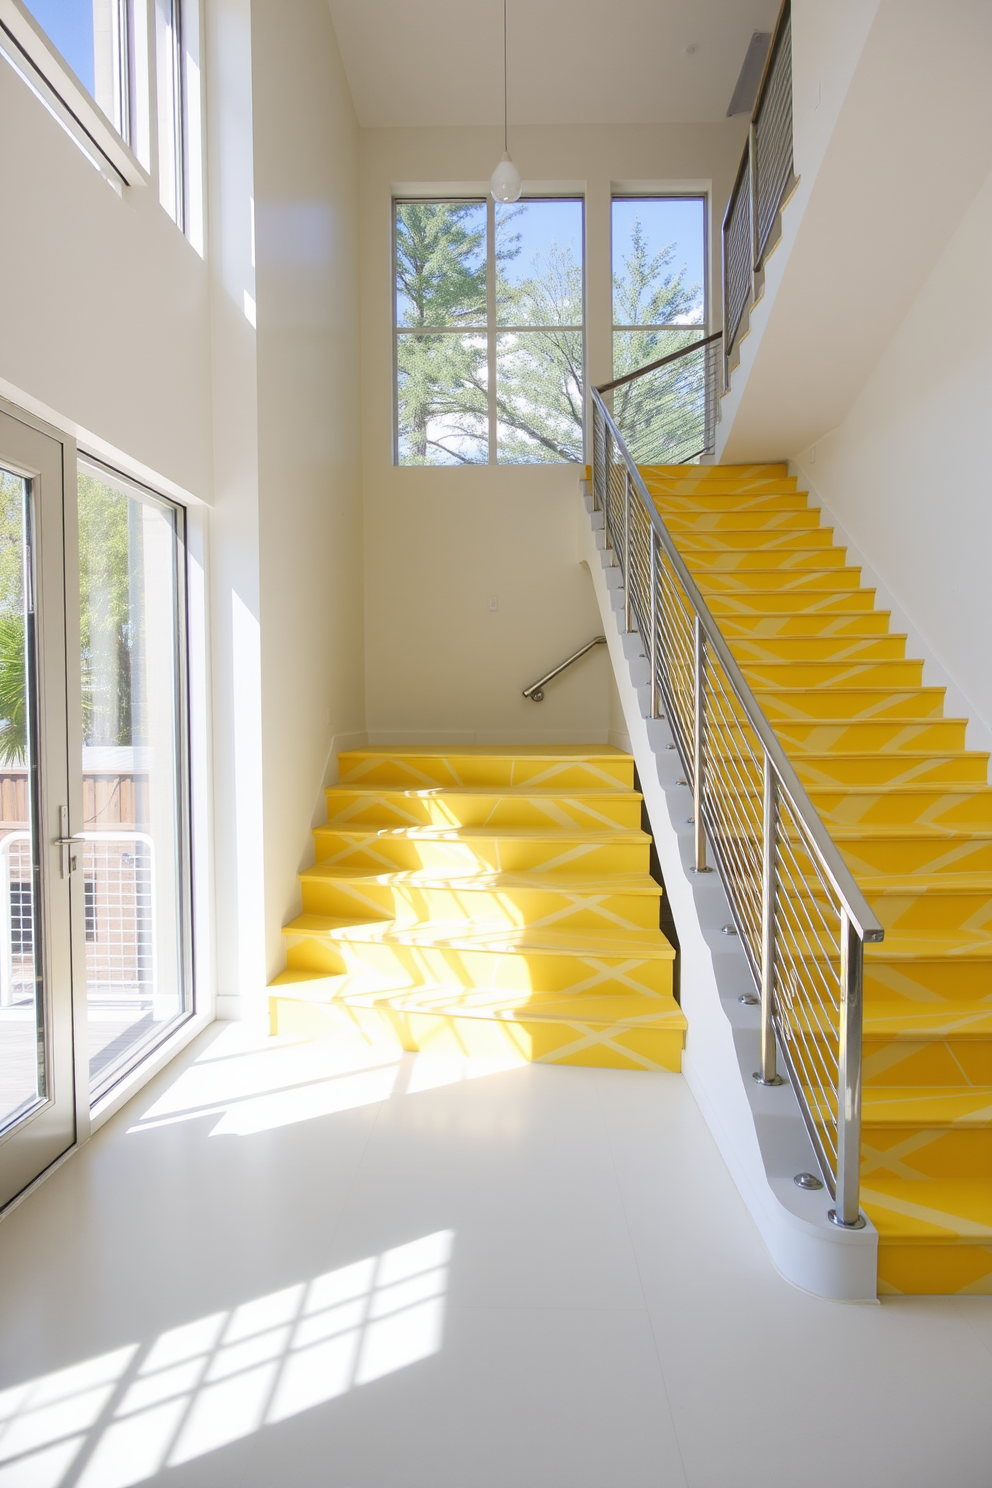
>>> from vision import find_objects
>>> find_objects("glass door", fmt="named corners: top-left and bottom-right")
top-left (75, 461), bottom-right (192, 1103)
top-left (0, 411), bottom-right (75, 1208)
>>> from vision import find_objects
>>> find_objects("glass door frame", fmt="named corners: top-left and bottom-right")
top-left (0, 403), bottom-right (80, 1205)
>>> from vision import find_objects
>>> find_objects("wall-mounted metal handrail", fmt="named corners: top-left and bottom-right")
top-left (596, 331), bottom-right (723, 395)
top-left (589, 388), bottom-right (882, 1226)
top-left (523, 637), bottom-right (606, 701)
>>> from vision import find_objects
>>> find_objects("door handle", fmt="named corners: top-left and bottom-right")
top-left (54, 806), bottom-right (84, 877)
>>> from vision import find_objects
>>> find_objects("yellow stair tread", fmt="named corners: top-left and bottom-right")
top-left (862, 1087), bottom-right (992, 1126)
top-left (862, 1178), bottom-right (992, 1244)
top-left (270, 976), bottom-right (686, 1028)
top-left (864, 1003), bottom-right (992, 1040)
top-left (300, 864), bottom-right (664, 894)
top-left (283, 914), bottom-right (676, 959)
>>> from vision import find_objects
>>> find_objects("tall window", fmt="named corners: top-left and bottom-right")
top-left (394, 197), bottom-right (584, 465)
top-left (19, 0), bottom-right (132, 140)
top-left (612, 196), bottom-right (706, 380)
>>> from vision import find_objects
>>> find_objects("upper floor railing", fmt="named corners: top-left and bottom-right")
top-left (723, 0), bottom-right (797, 376)
top-left (588, 385), bottom-right (883, 1228)
top-left (601, 332), bottom-right (722, 466)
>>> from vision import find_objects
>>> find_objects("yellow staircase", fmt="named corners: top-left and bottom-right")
top-left (270, 746), bottom-right (685, 1072)
top-left (641, 461), bottom-right (992, 1296)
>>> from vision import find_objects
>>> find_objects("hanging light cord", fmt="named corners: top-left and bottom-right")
top-left (503, 0), bottom-right (508, 153)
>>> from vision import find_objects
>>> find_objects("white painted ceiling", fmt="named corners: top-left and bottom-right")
top-left (327, 0), bottom-right (781, 128)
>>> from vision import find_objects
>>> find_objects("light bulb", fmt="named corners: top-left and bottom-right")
top-left (490, 151), bottom-right (522, 203)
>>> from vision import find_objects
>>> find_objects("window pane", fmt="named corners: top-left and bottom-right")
top-left (156, 0), bottom-right (184, 226)
top-left (611, 331), bottom-right (708, 464)
top-left (496, 200), bottom-right (583, 327)
top-left (78, 465), bottom-right (190, 1100)
top-left (495, 331), bottom-right (583, 465)
top-left (0, 469), bottom-right (45, 1134)
top-left (397, 333), bottom-right (488, 465)
top-left (612, 198), bottom-right (704, 328)
top-left (22, 0), bottom-right (128, 137)
top-left (395, 202), bottom-right (487, 330)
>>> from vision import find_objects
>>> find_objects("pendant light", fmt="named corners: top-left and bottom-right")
top-left (490, 0), bottom-right (522, 202)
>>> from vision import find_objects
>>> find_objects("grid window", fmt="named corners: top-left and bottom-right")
top-left (394, 198), bottom-right (584, 465)
top-left (611, 196), bottom-right (707, 383)
top-left (9, 881), bottom-right (33, 959)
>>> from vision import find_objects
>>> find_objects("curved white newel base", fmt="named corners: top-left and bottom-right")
top-left (578, 481), bottom-right (878, 1302)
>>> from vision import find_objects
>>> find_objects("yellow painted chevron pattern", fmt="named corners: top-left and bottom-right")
top-left (642, 462), bottom-right (992, 1295)
top-left (270, 747), bottom-right (685, 1074)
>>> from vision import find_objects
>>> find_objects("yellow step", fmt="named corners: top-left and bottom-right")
top-left (338, 745), bottom-right (634, 789)
top-left (269, 974), bottom-right (686, 1072)
top-left (322, 786), bottom-right (644, 831)
top-left (310, 824), bottom-right (653, 875)
top-left (298, 864), bottom-right (664, 931)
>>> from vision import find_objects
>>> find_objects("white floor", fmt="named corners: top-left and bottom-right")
top-left (2, 1027), bottom-right (992, 1488)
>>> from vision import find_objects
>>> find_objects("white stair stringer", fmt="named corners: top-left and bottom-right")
top-left (578, 481), bottom-right (878, 1302)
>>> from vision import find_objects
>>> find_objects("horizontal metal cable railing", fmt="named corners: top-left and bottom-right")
top-left (589, 391), bottom-right (884, 1227)
top-left (599, 332), bottom-right (722, 466)
top-left (722, 0), bottom-right (797, 374)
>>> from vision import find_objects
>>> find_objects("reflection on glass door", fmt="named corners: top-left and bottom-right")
top-left (0, 467), bottom-right (44, 1134)
top-left (78, 462), bottom-right (191, 1101)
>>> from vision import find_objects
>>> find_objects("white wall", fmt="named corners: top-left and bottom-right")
top-left (251, 0), bottom-right (365, 980)
top-left (0, 15), bottom-right (212, 496)
top-left (794, 166), bottom-right (992, 750)
top-left (359, 122), bottom-right (744, 744)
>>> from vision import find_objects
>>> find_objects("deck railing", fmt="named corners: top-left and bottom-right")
top-left (722, 0), bottom-right (796, 374)
top-left (589, 390), bottom-right (883, 1226)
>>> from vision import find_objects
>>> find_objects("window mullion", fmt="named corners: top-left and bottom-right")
top-left (487, 195), bottom-right (497, 464)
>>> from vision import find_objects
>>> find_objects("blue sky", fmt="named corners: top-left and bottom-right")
top-left (496, 199), bottom-right (583, 286)
top-left (22, 0), bottom-right (95, 93)
top-left (612, 197), bottom-right (705, 321)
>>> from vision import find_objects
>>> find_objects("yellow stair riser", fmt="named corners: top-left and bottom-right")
top-left (774, 720), bottom-right (968, 751)
top-left (676, 528), bottom-right (835, 552)
top-left (647, 478), bottom-right (797, 496)
top-left (840, 837), bottom-right (992, 875)
top-left (864, 1040), bottom-right (992, 1087)
top-left (702, 785), bottom-right (992, 827)
top-left (643, 461), bottom-right (789, 476)
top-left (877, 1246), bottom-right (992, 1297)
top-left (776, 956), bottom-right (991, 1001)
top-left (707, 590), bottom-right (877, 616)
top-left (863, 1127), bottom-right (992, 1182)
top-left (311, 831), bottom-right (652, 876)
top-left (866, 892), bottom-right (992, 935)
top-left (730, 636), bottom-right (909, 662)
top-left (298, 879), bottom-right (664, 931)
top-left (792, 754), bottom-right (990, 786)
top-left (741, 661), bottom-right (924, 688)
top-left (665, 511), bottom-right (822, 533)
top-left (720, 612), bottom-right (893, 637)
top-left (692, 568), bottom-right (863, 593)
top-left (686, 547), bottom-right (848, 571)
top-left (763, 885), bottom-right (991, 935)
top-left (284, 937), bottom-right (675, 996)
top-left (755, 688), bottom-right (945, 721)
top-left (269, 994), bottom-right (685, 1072)
top-left (322, 791), bottom-right (644, 831)
top-left (654, 496), bottom-right (811, 516)
top-left (337, 753), bottom-right (634, 790)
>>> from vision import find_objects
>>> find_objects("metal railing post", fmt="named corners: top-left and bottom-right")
top-left (748, 121), bottom-right (759, 279)
top-left (649, 530), bottom-right (660, 718)
top-left (755, 754), bottom-right (785, 1086)
top-left (692, 616), bottom-right (710, 873)
top-left (623, 469), bottom-right (633, 632)
top-left (830, 911), bottom-right (866, 1228)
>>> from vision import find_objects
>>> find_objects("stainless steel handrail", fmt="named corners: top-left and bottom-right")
top-left (597, 331), bottom-right (723, 395)
top-left (722, 0), bottom-right (796, 374)
top-left (589, 388), bottom-right (882, 1226)
top-left (523, 637), bottom-right (606, 701)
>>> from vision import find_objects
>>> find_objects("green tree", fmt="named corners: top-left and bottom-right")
top-left (611, 218), bottom-right (706, 463)
top-left (395, 202), bottom-right (489, 463)
top-left (0, 471), bottom-right (28, 766)
top-left (78, 474), bottom-right (142, 747)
